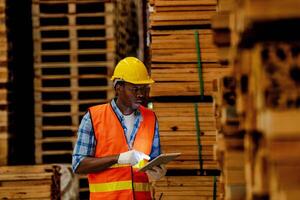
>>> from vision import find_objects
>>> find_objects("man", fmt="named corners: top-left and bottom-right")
top-left (72, 57), bottom-right (166, 200)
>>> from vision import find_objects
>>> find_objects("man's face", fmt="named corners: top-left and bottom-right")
top-left (118, 82), bottom-right (150, 110)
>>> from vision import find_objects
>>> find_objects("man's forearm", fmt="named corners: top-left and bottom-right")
top-left (75, 155), bottom-right (119, 174)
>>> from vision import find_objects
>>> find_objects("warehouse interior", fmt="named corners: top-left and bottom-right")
top-left (0, 0), bottom-right (300, 199)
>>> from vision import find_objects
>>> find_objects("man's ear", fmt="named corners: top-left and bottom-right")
top-left (115, 83), bottom-right (123, 96)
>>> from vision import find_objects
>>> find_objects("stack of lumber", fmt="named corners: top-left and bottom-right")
top-left (149, 0), bottom-right (230, 97)
top-left (250, 45), bottom-right (300, 197)
top-left (153, 102), bottom-right (219, 170)
top-left (0, 165), bottom-right (61, 199)
top-left (153, 176), bottom-right (222, 200)
top-left (150, 29), bottom-right (230, 97)
top-left (211, 0), bottom-right (300, 200)
top-left (32, 0), bottom-right (115, 164)
top-left (0, 0), bottom-right (8, 166)
top-left (149, 0), bottom-right (225, 199)
top-left (214, 76), bottom-right (246, 200)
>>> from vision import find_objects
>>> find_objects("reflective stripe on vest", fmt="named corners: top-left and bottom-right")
top-left (90, 181), bottom-right (150, 192)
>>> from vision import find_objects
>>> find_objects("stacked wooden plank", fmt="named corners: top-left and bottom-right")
top-left (212, 2), bottom-right (246, 197)
top-left (149, 0), bottom-right (230, 97)
top-left (222, 0), bottom-right (300, 198)
top-left (150, 29), bottom-right (230, 97)
top-left (149, 1), bottom-right (225, 199)
top-left (153, 102), bottom-right (219, 170)
top-left (250, 43), bottom-right (300, 199)
top-left (0, 165), bottom-right (61, 199)
top-left (32, 0), bottom-right (115, 165)
top-left (154, 176), bottom-right (222, 200)
top-left (0, 0), bottom-right (8, 166)
top-left (214, 76), bottom-right (246, 200)
top-left (149, 0), bottom-right (217, 27)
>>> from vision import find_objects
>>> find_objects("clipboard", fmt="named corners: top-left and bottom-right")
top-left (138, 153), bottom-right (181, 172)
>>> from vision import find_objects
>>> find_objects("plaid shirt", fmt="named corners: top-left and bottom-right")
top-left (72, 99), bottom-right (161, 172)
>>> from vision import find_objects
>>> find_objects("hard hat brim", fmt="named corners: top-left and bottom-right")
top-left (111, 76), bottom-right (155, 84)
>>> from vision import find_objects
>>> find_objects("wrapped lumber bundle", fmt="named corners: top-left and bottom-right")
top-left (0, 0), bottom-right (8, 166)
top-left (0, 165), bottom-right (61, 199)
top-left (153, 176), bottom-right (222, 200)
top-left (153, 102), bottom-right (219, 170)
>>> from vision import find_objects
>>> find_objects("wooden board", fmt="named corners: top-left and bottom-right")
top-left (150, 0), bottom-right (217, 27)
top-left (0, 165), bottom-right (60, 199)
top-left (257, 110), bottom-right (300, 138)
top-left (153, 102), bottom-right (219, 170)
top-left (154, 176), bottom-right (222, 199)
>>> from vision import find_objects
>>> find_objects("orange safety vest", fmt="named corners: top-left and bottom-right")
top-left (88, 103), bottom-right (156, 200)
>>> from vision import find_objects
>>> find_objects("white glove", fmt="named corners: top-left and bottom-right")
top-left (146, 165), bottom-right (167, 181)
top-left (118, 150), bottom-right (150, 166)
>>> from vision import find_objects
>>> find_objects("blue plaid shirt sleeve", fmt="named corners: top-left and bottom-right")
top-left (72, 112), bottom-right (96, 172)
top-left (149, 119), bottom-right (161, 160)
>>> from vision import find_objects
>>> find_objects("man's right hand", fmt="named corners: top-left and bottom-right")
top-left (118, 150), bottom-right (150, 166)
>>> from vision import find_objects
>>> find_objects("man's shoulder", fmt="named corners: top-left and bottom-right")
top-left (139, 105), bottom-right (155, 116)
top-left (89, 103), bottom-right (110, 112)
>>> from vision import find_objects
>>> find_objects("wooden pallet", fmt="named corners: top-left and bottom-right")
top-left (0, 165), bottom-right (61, 199)
top-left (32, 1), bottom-right (115, 164)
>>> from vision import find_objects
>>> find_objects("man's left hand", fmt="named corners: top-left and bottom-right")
top-left (146, 165), bottom-right (167, 181)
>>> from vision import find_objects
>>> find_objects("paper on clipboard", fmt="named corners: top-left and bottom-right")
top-left (138, 153), bottom-right (181, 172)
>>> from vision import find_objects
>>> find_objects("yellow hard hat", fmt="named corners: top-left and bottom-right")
top-left (111, 57), bottom-right (154, 84)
